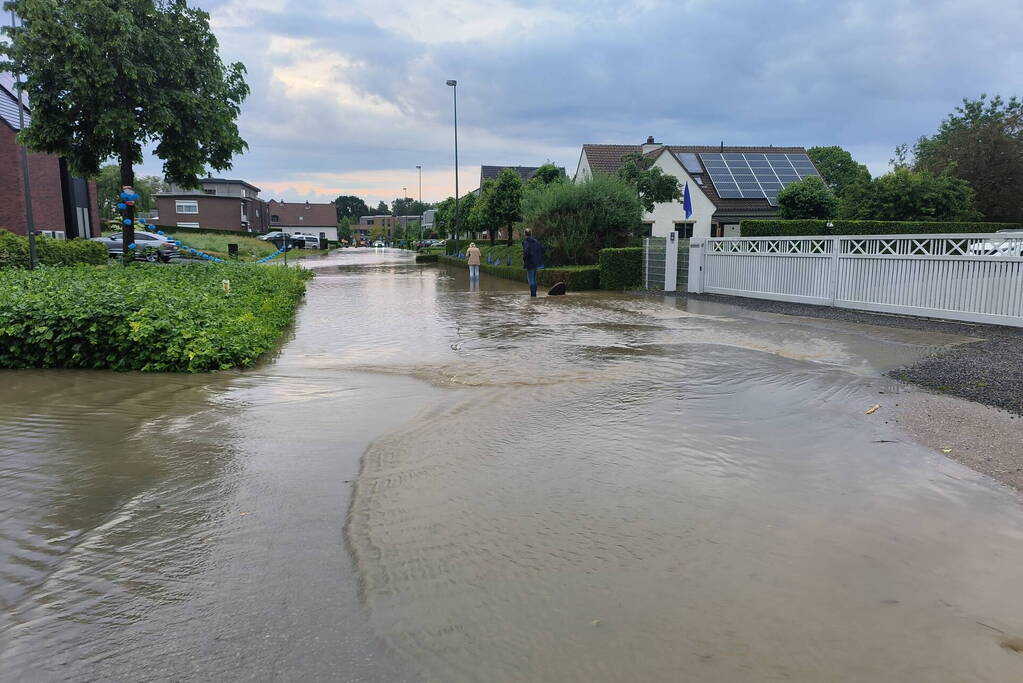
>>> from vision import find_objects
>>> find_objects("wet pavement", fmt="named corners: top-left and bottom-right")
top-left (2, 248), bottom-right (1022, 682)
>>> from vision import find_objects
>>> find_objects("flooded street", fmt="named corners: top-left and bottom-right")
top-left (3, 249), bottom-right (1023, 682)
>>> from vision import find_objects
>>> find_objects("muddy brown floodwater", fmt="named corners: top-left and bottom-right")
top-left (2, 249), bottom-right (1023, 682)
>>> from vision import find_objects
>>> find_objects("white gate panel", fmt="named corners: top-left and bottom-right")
top-left (700, 234), bottom-right (1023, 327)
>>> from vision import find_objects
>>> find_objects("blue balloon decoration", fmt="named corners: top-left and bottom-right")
top-left (127, 243), bottom-right (137, 250)
top-left (119, 192), bottom-right (131, 200)
top-left (189, 248), bottom-right (196, 253)
top-left (116, 202), bottom-right (127, 210)
top-left (122, 218), bottom-right (132, 225)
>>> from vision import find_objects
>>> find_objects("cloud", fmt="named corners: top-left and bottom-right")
top-left (138, 0), bottom-right (1022, 202)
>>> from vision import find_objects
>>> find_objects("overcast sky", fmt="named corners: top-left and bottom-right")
top-left (137, 0), bottom-right (1022, 206)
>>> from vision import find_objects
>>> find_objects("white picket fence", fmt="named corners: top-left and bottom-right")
top-left (687, 234), bottom-right (1023, 327)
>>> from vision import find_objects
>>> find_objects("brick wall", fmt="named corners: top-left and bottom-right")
top-left (0, 123), bottom-right (28, 234)
top-left (157, 195), bottom-right (247, 231)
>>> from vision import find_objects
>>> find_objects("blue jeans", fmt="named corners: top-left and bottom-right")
top-left (526, 269), bottom-right (538, 296)
top-left (469, 265), bottom-right (479, 280)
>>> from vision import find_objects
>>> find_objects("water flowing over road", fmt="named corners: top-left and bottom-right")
top-left (2, 249), bottom-right (1022, 682)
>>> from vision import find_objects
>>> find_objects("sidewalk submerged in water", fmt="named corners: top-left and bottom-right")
top-left (635, 290), bottom-right (1023, 492)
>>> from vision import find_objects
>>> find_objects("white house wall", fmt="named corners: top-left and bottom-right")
top-left (281, 225), bottom-right (338, 241)
top-left (574, 150), bottom-right (592, 182)
top-left (646, 152), bottom-right (716, 239)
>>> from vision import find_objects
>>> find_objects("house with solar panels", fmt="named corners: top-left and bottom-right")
top-left (574, 137), bottom-right (823, 239)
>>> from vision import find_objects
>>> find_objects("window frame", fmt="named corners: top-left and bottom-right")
top-left (175, 200), bottom-right (199, 214)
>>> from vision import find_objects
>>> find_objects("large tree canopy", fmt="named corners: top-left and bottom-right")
top-left (1, 0), bottom-right (249, 190)
top-left (490, 168), bottom-right (524, 245)
top-left (333, 195), bottom-right (370, 221)
top-left (806, 146), bottom-right (871, 197)
top-left (913, 94), bottom-right (1023, 222)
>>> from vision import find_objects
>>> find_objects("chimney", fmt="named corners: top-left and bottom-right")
top-left (642, 135), bottom-right (662, 155)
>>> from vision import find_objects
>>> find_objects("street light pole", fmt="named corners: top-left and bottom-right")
top-left (446, 80), bottom-right (459, 241)
top-left (402, 186), bottom-right (407, 247)
top-left (416, 165), bottom-right (423, 241)
top-left (11, 10), bottom-right (37, 269)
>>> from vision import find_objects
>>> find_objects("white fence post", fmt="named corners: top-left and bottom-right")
top-left (664, 234), bottom-right (678, 291)
top-left (828, 236), bottom-right (841, 305)
top-left (688, 238), bottom-right (705, 293)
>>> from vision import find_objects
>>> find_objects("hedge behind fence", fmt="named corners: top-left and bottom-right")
top-left (438, 254), bottom-right (600, 291)
top-left (0, 230), bottom-right (108, 269)
top-left (741, 220), bottom-right (1023, 237)
top-left (598, 247), bottom-right (643, 290)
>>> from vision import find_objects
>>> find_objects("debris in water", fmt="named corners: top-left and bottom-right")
top-left (941, 448), bottom-right (953, 454)
top-left (865, 404), bottom-right (881, 415)
top-left (1001, 637), bottom-right (1023, 653)
top-left (591, 619), bottom-right (602, 627)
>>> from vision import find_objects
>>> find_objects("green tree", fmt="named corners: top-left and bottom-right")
top-left (434, 197), bottom-right (456, 237)
top-left (618, 152), bottom-right (681, 213)
top-left (527, 163), bottom-right (565, 189)
top-left (369, 226), bottom-right (386, 243)
top-left (490, 168), bottom-right (524, 245)
top-left (521, 174), bottom-right (642, 265)
top-left (776, 176), bottom-right (839, 219)
top-left (373, 201), bottom-right (389, 215)
top-left (337, 217), bottom-right (353, 243)
top-left (913, 94), bottom-right (1023, 222)
top-left (467, 180), bottom-right (496, 243)
top-left (391, 197), bottom-right (431, 217)
top-left (806, 146), bottom-right (871, 197)
top-left (1, 0), bottom-right (249, 249)
top-left (839, 168), bottom-right (980, 221)
top-left (333, 195), bottom-right (369, 221)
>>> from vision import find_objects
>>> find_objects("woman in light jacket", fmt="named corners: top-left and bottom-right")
top-left (466, 242), bottom-right (482, 281)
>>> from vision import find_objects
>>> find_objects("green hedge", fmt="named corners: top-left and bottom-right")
top-left (598, 247), bottom-right (643, 290)
top-left (0, 230), bottom-right (108, 269)
top-left (415, 253), bottom-right (438, 263)
top-left (741, 219), bottom-right (1023, 237)
top-left (439, 254), bottom-right (600, 291)
top-left (0, 263), bottom-right (311, 372)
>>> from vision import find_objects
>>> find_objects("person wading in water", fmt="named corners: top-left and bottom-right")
top-left (466, 242), bottom-right (481, 282)
top-left (522, 229), bottom-right (544, 297)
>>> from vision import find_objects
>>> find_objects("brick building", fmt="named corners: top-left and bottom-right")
top-left (268, 199), bottom-right (338, 241)
top-left (0, 73), bottom-right (100, 238)
top-left (155, 178), bottom-right (270, 233)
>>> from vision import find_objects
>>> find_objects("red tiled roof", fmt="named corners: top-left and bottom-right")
top-left (267, 199), bottom-right (336, 227)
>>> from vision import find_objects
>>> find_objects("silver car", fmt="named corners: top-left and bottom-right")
top-left (92, 230), bottom-right (180, 262)
top-left (967, 229), bottom-right (1023, 257)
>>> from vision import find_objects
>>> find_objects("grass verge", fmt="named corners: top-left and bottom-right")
top-left (0, 263), bottom-right (312, 372)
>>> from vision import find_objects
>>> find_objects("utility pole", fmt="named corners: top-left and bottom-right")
top-left (446, 80), bottom-right (459, 240)
top-left (416, 165), bottom-right (423, 241)
top-left (11, 10), bottom-right (37, 269)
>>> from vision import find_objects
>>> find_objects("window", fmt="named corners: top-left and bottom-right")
top-left (204, 189), bottom-right (217, 195)
top-left (674, 222), bottom-right (694, 239)
top-left (176, 200), bottom-right (199, 214)
top-left (256, 209), bottom-right (260, 218)
top-left (176, 222), bottom-right (200, 228)
top-left (641, 222), bottom-right (653, 236)
top-left (271, 215), bottom-right (280, 223)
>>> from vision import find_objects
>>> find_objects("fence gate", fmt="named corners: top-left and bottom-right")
top-left (643, 237), bottom-right (667, 289)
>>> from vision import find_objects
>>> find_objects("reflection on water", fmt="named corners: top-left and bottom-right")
top-left (2, 248), bottom-right (1022, 681)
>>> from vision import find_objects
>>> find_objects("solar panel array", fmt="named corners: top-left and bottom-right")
top-left (698, 153), bottom-right (820, 205)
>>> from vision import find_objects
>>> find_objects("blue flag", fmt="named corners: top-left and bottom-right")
top-left (683, 182), bottom-right (693, 219)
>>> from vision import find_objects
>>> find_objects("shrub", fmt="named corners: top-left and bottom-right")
top-left (741, 219), bottom-right (1023, 237)
top-left (598, 247), bottom-right (643, 289)
top-left (521, 173), bottom-right (642, 265)
top-left (0, 263), bottom-right (311, 372)
top-left (776, 176), bottom-right (839, 219)
top-left (0, 230), bottom-right (107, 269)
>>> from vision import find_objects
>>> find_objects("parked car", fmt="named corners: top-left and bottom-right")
top-left (91, 230), bottom-right (179, 262)
top-left (967, 229), bottom-right (1023, 257)
top-left (292, 232), bottom-right (324, 249)
top-left (373, 241), bottom-right (385, 248)
top-left (259, 231), bottom-right (287, 242)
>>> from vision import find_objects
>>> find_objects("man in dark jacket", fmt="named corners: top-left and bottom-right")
top-left (521, 229), bottom-right (544, 297)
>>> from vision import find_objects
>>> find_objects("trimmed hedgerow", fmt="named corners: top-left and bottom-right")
top-left (740, 219), bottom-right (1023, 237)
top-left (0, 263), bottom-right (311, 372)
top-left (0, 230), bottom-right (107, 269)
top-left (598, 247), bottom-right (643, 290)
top-left (438, 254), bottom-right (600, 291)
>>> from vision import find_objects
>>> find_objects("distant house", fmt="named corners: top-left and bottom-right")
top-left (155, 178), bottom-right (269, 233)
top-left (575, 137), bottom-right (822, 239)
top-left (0, 72), bottom-right (99, 239)
top-left (358, 214), bottom-right (421, 240)
top-left (268, 199), bottom-right (338, 241)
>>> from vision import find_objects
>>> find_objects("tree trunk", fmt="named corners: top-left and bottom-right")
top-left (506, 222), bottom-right (513, 246)
top-left (119, 140), bottom-right (136, 263)
top-left (488, 227), bottom-right (495, 245)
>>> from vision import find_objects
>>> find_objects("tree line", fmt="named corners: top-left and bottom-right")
top-left (779, 95), bottom-right (1023, 223)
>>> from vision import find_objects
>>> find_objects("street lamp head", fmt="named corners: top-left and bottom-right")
top-left (446, 80), bottom-right (457, 86)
